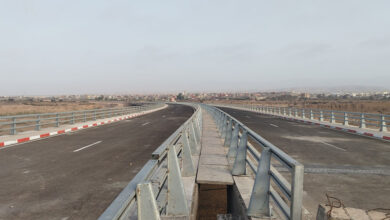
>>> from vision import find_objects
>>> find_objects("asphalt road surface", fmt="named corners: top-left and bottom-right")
top-left (0, 104), bottom-right (193, 220)
top-left (219, 107), bottom-right (390, 217)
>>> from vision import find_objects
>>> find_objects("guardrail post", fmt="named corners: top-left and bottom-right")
top-left (283, 108), bottom-right (286, 116)
top-left (56, 114), bottom-right (59, 127)
top-left (136, 183), bottom-right (161, 220)
top-left (187, 128), bottom-right (198, 155)
top-left (343, 112), bottom-right (349, 126)
top-left (330, 111), bottom-right (335, 123)
top-left (71, 112), bottom-right (75, 124)
top-left (380, 115), bottom-right (387, 132)
top-left (288, 108), bottom-right (292, 117)
top-left (228, 123), bottom-right (240, 159)
top-left (310, 110), bottom-right (313, 120)
top-left (218, 112), bottom-right (224, 129)
top-left (192, 120), bottom-right (201, 143)
top-left (224, 119), bottom-right (233, 147)
top-left (221, 115), bottom-right (228, 139)
top-left (247, 148), bottom-right (271, 217)
top-left (278, 107), bottom-right (281, 115)
top-left (11, 117), bottom-right (16, 135)
top-left (189, 123), bottom-right (199, 152)
top-left (181, 134), bottom-right (196, 177)
top-left (360, 113), bottom-right (366, 128)
top-left (216, 113), bottom-right (222, 132)
top-left (319, 111), bottom-right (324, 122)
top-left (214, 111), bottom-right (220, 124)
top-left (167, 145), bottom-right (189, 216)
top-left (232, 131), bottom-right (248, 175)
top-left (302, 109), bottom-right (305, 119)
top-left (294, 109), bottom-right (298, 117)
top-left (291, 164), bottom-right (304, 220)
top-left (36, 115), bottom-right (41, 131)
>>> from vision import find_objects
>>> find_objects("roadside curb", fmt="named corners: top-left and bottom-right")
top-left (218, 106), bottom-right (390, 143)
top-left (0, 105), bottom-right (167, 148)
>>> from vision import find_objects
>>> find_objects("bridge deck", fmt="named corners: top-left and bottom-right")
top-left (196, 112), bottom-right (233, 185)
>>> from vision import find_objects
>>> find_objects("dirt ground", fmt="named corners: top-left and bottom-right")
top-left (0, 101), bottom-right (124, 116)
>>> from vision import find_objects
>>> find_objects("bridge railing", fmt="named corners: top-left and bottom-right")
top-left (204, 104), bottom-right (304, 220)
top-left (216, 104), bottom-right (389, 132)
top-left (99, 103), bottom-right (202, 220)
top-left (0, 103), bottom-right (164, 136)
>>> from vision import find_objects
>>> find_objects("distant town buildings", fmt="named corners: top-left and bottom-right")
top-left (1, 90), bottom-right (389, 103)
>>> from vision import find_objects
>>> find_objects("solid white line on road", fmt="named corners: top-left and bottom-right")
top-left (319, 141), bottom-right (346, 151)
top-left (73, 141), bottom-right (102, 152)
top-left (269, 124), bottom-right (279, 128)
top-left (141, 122), bottom-right (150, 126)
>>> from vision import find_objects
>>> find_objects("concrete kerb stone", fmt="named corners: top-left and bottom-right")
top-left (0, 105), bottom-right (168, 148)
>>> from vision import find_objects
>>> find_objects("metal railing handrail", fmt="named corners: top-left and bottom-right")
top-left (0, 106), bottom-right (144, 119)
top-left (215, 104), bottom-right (389, 132)
top-left (99, 103), bottom-right (202, 220)
top-left (0, 103), bottom-right (163, 135)
top-left (224, 111), bottom-right (300, 168)
top-left (203, 104), bottom-right (304, 220)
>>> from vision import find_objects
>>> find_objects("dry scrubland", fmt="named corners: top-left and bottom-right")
top-left (0, 101), bottom-right (124, 116)
top-left (207, 100), bottom-right (390, 115)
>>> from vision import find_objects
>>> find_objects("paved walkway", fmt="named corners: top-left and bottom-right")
top-left (196, 111), bottom-right (233, 185)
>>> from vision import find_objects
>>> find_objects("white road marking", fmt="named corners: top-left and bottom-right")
top-left (269, 124), bottom-right (279, 128)
top-left (141, 122), bottom-right (150, 126)
top-left (319, 141), bottom-right (346, 151)
top-left (73, 141), bottom-right (102, 152)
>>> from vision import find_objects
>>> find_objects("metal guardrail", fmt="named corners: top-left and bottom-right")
top-left (216, 104), bottom-right (389, 132)
top-left (203, 104), bottom-right (304, 220)
top-left (0, 103), bottom-right (163, 135)
top-left (99, 103), bottom-right (202, 220)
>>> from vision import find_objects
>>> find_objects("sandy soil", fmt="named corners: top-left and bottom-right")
top-left (0, 101), bottom-right (124, 116)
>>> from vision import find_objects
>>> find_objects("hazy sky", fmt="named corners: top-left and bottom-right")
top-left (1, 0), bottom-right (390, 95)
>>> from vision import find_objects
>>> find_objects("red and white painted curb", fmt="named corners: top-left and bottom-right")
top-left (223, 106), bottom-right (390, 142)
top-left (0, 105), bottom-right (167, 148)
